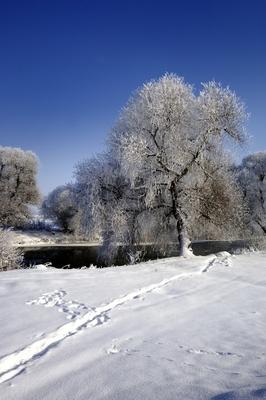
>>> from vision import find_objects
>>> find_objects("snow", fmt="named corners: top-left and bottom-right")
top-left (0, 252), bottom-right (266, 399)
top-left (12, 230), bottom-right (94, 246)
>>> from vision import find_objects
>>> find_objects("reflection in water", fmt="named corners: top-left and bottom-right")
top-left (22, 240), bottom-right (250, 269)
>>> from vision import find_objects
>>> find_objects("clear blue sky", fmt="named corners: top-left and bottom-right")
top-left (0, 0), bottom-right (265, 194)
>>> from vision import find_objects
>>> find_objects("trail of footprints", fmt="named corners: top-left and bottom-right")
top-left (106, 339), bottom-right (243, 360)
top-left (177, 344), bottom-right (242, 358)
top-left (105, 337), bottom-right (266, 380)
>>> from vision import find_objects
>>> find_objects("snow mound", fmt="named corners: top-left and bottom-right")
top-left (30, 263), bottom-right (53, 271)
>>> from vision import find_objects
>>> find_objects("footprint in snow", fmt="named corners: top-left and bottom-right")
top-left (106, 344), bottom-right (120, 355)
top-left (26, 290), bottom-right (88, 320)
top-left (177, 344), bottom-right (242, 358)
top-left (88, 313), bottom-right (110, 327)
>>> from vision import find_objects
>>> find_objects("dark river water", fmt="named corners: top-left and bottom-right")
top-left (22, 240), bottom-right (250, 268)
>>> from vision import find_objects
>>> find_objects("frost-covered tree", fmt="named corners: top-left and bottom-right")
top-left (76, 74), bottom-right (247, 260)
top-left (109, 74), bottom-right (247, 256)
top-left (42, 184), bottom-right (78, 233)
top-left (0, 146), bottom-right (40, 227)
top-left (236, 152), bottom-right (266, 234)
top-left (75, 152), bottom-right (147, 262)
top-left (0, 229), bottom-right (23, 271)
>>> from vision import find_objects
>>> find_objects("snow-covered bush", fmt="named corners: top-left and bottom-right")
top-left (0, 229), bottom-right (23, 271)
top-left (0, 146), bottom-right (40, 228)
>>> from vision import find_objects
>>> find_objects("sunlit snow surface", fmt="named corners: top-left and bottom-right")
top-left (0, 252), bottom-right (266, 399)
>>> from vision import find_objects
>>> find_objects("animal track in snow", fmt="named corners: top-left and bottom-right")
top-left (26, 290), bottom-right (88, 320)
top-left (202, 252), bottom-right (232, 273)
top-left (177, 344), bottom-right (242, 358)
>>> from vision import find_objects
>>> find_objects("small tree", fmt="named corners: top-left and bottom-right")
top-left (75, 153), bottom-right (144, 261)
top-left (42, 184), bottom-right (78, 233)
top-left (0, 146), bottom-right (40, 227)
top-left (236, 152), bottom-right (266, 235)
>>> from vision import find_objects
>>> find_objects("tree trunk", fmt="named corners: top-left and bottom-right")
top-left (176, 218), bottom-right (193, 257)
top-left (170, 180), bottom-right (194, 257)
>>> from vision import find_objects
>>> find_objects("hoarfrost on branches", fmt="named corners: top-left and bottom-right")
top-left (75, 74), bottom-right (248, 262)
top-left (0, 229), bottom-right (23, 271)
top-left (0, 146), bottom-right (40, 228)
top-left (236, 152), bottom-right (266, 235)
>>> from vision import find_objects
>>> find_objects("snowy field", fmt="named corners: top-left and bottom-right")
top-left (0, 252), bottom-right (266, 400)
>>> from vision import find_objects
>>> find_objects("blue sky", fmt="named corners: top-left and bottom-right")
top-left (0, 0), bottom-right (265, 194)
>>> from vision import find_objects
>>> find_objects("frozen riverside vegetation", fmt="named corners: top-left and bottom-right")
top-left (0, 252), bottom-right (266, 399)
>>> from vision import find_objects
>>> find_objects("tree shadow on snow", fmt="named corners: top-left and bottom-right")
top-left (210, 387), bottom-right (266, 400)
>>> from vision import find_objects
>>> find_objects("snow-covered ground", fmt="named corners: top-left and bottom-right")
top-left (0, 252), bottom-right (266, 399)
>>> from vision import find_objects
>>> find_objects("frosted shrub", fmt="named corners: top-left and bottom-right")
top-left (0, 229), bottom-right (23, 271)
